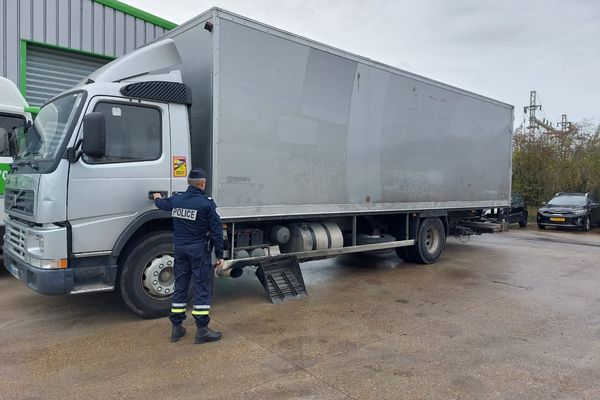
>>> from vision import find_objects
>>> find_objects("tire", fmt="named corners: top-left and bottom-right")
top-left (518, 214), bottom-right (528, 228)
top-left (538, 224), bottom-right (546, 230)
top-left (343, 233), bottom-right (396, 246)
top-left (407, 218), bottom-right (446, 265)
top-left (581, 215), bottom-right (591, 232)
top-left (118, 231), bottom-right (178, 318)
top-left (343, 233), bottom-right (396, 255)
top-left (395, 246), bottom-right (414, 262)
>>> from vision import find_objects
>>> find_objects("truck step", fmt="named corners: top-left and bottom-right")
top-left (257, 256), bottom-right (307, 304)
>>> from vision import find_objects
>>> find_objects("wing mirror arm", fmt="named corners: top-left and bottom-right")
top-left (66, 139), bottom-right (83, 163)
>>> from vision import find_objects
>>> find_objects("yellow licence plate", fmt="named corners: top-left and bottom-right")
top-left (550, 217), bottom-right (566, 222)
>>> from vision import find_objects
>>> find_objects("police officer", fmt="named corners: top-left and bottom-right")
top-left (153, 169), bottom-right (224, 344)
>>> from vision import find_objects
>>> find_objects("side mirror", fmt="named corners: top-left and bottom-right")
top-left (82, 112), bottom-right (106, 158)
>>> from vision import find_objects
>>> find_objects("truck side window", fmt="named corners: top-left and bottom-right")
top-left (84, 102), bottom-right (161, 164)
top-left (0, 114), bottom-right (26, 157)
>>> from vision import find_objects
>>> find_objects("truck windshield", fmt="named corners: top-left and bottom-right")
top-left (12, 92), bottom-right (84, 170)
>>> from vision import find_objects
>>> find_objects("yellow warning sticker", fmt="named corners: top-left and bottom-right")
top-left (173, 156), bottom-right (187, 177)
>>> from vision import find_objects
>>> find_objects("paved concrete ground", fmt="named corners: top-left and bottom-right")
top-left (1, 228), bottom-right (599, 399)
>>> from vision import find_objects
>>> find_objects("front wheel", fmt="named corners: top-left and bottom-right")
top-left (407, 218), bottom-right (446, 264)
top-left (581, 215), bottom-right (591, 232)
top-left (118, 231), bottom-right (176, 318)
top-left (538, 224), bottom-right (546, 230)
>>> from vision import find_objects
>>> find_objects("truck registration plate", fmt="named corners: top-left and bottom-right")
top-left (550, 217), bottom-right (565, 222)
top-left (7, 264), bottom-right (20, 280)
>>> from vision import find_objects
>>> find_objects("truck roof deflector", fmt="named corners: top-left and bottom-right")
top-left (0, 77), bottom-right (29, 108)
top-left (85, 39), bottom-right (183, 84)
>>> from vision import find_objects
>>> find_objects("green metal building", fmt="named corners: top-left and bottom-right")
top-left (0, 0), bottom-right (176, 107)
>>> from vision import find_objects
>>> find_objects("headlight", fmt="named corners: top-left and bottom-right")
top-left (573, 210), bottom-right (587, 216)
top-left (29, 258), bottom-right (68, 269)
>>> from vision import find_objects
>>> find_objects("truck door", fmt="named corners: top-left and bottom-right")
top-left (0, 112), bottom-right (26, 227)
top-left (67, 98), bottom-right (171, 254)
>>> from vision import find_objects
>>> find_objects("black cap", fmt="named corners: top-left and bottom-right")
top-left (188, 169), bottom-right (207, 179)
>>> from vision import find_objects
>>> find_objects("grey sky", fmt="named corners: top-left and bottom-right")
top-left (130, 0), bottom-right (600, 125)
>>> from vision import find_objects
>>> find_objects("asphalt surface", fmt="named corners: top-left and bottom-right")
top-left (1, 227), bottom-right (599, 399)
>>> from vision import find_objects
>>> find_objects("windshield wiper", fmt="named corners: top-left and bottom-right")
top-left (13, 151), bottom-right (40, 170)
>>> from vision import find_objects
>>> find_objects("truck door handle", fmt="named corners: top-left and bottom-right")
top-left (149, 191), bottom-right (168, 200)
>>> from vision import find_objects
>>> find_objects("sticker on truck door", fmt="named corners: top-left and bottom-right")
top-left (173, 156), bottom-right (187, 177)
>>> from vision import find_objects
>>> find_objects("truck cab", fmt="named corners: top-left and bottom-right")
top-left (0, 77), bottom-right (33, 254)
top-left (3, 40), bottom-right (191, 315)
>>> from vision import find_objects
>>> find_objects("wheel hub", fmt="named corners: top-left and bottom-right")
top-left (142, 254), bottom-right (175, 298)
top-left (424, 227), bottom-right (439, 252)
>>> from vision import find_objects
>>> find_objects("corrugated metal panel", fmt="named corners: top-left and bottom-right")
top-left (4, 0), bottom-right (19, 82)
top-left (104, 7), bottom-right (115, 55)
top-left (57, 0), bottom-right (69, 47)
top-left (92, 2), bottom-right (103, 54)
top-left (19, 0), bottom-right (33, 40)
top-left (70, 0), bottom-right (81, 49)
top-left (0, 0), bottom-right (175, 98)
top-left (26, 45), bottom-right (108, 106)
top-left (32, 0), bottom-right (44, 42)
top-left (46, 0), bottom-right (58, 44)
top-left (115, 10), bottom-right (125, 56)
top-left (0, 0), bottom-right (5, 77)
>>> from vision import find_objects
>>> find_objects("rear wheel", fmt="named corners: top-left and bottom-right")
top-left (118, 231), bottom-right (177, 318)
top-left (407, 218), bottom-right (446, 264)
top-left (395, 246), bottom-right (414, 262)
top-left (518, 213), bottom-right (528, 228)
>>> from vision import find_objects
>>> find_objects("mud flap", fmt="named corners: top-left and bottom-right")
top-left (256, 256), bottom-right (307, 304)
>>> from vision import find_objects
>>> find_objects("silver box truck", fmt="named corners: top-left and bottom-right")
top-left (3, 8), bottom-right (513, 317)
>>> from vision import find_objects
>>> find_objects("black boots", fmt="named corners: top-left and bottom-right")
top-left (171, 325), bottom-right (187, 342)
top-left (195, 326), bottom-right (222, 344)
top-left (171, 325), bottom-right (221, 343)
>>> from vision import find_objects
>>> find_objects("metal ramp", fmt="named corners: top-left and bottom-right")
top-left (256, 256), bottom-right (307, 304)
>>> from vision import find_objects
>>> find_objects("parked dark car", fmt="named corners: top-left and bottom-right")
top-left (485, 192), bottom-right (528, 227)
top-left (537, 192), bottom-right (600, 231)
top-left (508, 192), bottom-right (528, 227)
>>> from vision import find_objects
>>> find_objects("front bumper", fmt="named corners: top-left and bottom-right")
top-left (4, 248), bottom-right (73, 295)
top-left (537, 214), bottom-right (586, 228)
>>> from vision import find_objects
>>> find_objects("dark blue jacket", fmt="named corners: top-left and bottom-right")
top-left (155, 186), bottom-right (224, 258)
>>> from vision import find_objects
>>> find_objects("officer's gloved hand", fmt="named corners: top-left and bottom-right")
top-left (214, 259), bottom-right (224, 268)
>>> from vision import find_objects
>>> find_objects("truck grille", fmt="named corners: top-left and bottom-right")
top-left (4, 189), bottom-right (35, 217)
top-left (4, 220), bottom-right (27, 261)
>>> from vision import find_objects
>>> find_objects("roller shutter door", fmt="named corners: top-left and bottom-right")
top-left (26, 45), bottom-right (110, 106)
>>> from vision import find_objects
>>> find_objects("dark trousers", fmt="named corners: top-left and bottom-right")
top-left (169, 243), bottom-right (213, 328)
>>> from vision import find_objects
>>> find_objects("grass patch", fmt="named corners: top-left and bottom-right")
top-left (527, 206), bottom-right (538, 221)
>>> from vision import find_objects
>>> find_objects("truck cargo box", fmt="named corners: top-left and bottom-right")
top-left (164, 8), bottom-right (513, 220)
